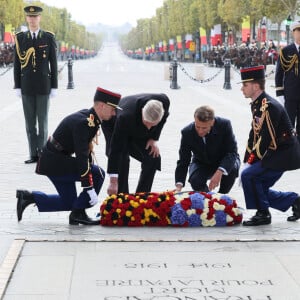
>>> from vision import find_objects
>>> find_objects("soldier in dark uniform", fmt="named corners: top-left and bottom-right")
top-left (16, 87), bottom-right (121, 225)
top-left (14, 6), bottom-right (58, 164)
top-left (275, 20), bottom-right (300, 142)
top-left (240, 66), bottom-right (300, 226)
top-left (101, 93), bottom-right (170, 194)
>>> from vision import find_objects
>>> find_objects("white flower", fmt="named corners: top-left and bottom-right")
top-left (213, 202), bottom-right (225, 211)
top-left (226, 215), bottom-right (233, 222)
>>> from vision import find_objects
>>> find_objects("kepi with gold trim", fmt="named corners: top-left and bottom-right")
top-left (239, 65), bottom-right (265, 83)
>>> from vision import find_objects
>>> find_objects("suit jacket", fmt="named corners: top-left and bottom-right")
top-left (175, 117), bottom-right (240, 187)
top-left (102, 93), bottom-right (170, 174)
top-left (244, 91), bottom-right (300, 171)
top-left (275, 43), bottom-right (300, 98)
top-left (36, 108), bottom-right (101, 188)
top-left (14, 30), bottom-right (58, 96)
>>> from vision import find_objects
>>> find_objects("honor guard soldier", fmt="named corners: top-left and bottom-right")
top-left (240, 66), bottom-right (300, 226)
top-left (16, 87), bottom-right (121, 225)
top-left (13, 5), bottom-right (58, 164)
top-left (275, 20), bottom-right (300, 142)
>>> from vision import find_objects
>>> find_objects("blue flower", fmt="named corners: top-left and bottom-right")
top-left (188, 213), bottom-right (202, 226)
top-left (190, 193), bottom-right (205, 209)
top-left (215, 211), bottom-right (227, 226)
top-left (171, 204), bottom-right (188, 225)
top-left (220, 195), bottom-right (233, 205)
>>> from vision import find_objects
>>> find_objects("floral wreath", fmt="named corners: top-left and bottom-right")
top-left (100, 191), bottom-right (243, 227)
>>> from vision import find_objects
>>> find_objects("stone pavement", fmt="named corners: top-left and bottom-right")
top-left (0, 42), bottom-right (299, 299)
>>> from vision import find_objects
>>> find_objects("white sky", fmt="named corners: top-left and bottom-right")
top-left (41, 0), bottom-right (164, 26)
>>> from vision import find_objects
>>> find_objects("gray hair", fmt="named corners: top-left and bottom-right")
top-left (142, 100), bottom-right (164, 123)
top-left (194, 105), bottom-right (215, 122)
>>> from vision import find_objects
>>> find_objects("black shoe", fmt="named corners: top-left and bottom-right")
top-left (24, 156), bottom-right (38, 164)
top-left (16, 190), bottom-right (35, 222)
top-left (287, 196), bottom-right (300, 222)
top-left (243, 210), bottom-right (271, 226)
top-left (69, 209), bottom-right (100, 225)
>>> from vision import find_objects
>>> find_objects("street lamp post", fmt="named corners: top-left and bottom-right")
top-left (286, 15), bottom-right (292, 45)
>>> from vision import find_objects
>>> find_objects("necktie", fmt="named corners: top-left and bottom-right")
top-left (32, 32), bottom-right (36, 47)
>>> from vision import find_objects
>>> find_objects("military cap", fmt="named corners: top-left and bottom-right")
top-left (240, 65), bottom-right (265, 83)
top-left (24, 5), bottom-right (43, 16)
top-left (94, 87), bottom-right (122, 110)
top-left (291, 20), bottom-right (300, 31)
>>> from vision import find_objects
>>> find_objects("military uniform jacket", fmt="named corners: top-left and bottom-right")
top-left (244, 92), bottom-right (300, 171)
top-left (36, 108), bottom-right (101, 188)
top-left (175, 117), bottom-right (240, 187)
top-left (275, 43), bottom-right (300, 98)
top-left (14, 30), bottom-right (58, 96)
top-left (103, 93), bottom-right (170, 174)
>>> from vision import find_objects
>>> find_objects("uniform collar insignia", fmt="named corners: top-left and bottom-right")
top-left (87, 114), bottom-right (95, 127)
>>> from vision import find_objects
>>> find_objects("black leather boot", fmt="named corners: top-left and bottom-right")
top-left (16, 190), bottom-right (35, 222)
top-left (69, 209), bottom-right (100, 225)
top-left (287, 196), bottom-right (300, 222)
top-left (243, 209), bottom-right (271, 226)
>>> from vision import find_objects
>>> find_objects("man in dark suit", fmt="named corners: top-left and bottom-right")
top-left (175, 105), bottom-right (240, 194)
top-left (240, 65), bottom-right (300, 226)
top-left (16, 87), bottom-right (121, 225)
top-left (14, 5), bottom-right (58, 163)
top-left (275, 20), bottom-right (300, 142)
top-left (102, 93), bottom-right (170, 194)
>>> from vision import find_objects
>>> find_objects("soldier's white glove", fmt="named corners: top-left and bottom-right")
top-left (15, 88), bottom-right (22, 98)
top-left (277, 95), bottom-right (285, 106)
top-left (50, 89), bottom-right (57, 98)
top-left (87, 188), bottom-right (98, 206)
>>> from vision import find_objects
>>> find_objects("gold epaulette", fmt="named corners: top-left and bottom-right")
top-left (279, 48), bottom-right (299, 75)
top-left (14, 34), bottom-right (35, 69)
top-left (45, 30), bottom-right (55, 36)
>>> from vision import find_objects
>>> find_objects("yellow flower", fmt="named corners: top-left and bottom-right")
top-left (130, 200), bottom-right (139, 208)
top-left (118, 198), bottom-right (123, 203)
top-left (126, 211), bottom-right (132, 217)
top-left (116, 208), bottom-right (121, 213)
top-left (131, 216), bottom-right (135, 221)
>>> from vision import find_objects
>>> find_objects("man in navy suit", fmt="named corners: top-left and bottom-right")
top-left (275, 20), bottom-right (300, 141)
top-left (175, 105), bottom-right (240, 194)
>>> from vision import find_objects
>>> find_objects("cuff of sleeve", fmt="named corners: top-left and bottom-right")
top-left (218, 167), bottom-right (228, 175)
top-left (109, 173), bottom-right (118, 178)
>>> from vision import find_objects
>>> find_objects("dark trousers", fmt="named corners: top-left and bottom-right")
top-left (22, 94), bottom-right (50, 157)
top-left (188, 161), bottom-right (239, 194)
top-left (241, 161), bottom-right (298, 211)
top-left (285, 96), bottom-right (300, 138)
top-left (118, 141), bottom-right (161, 193)
top-left (32, 165), bottom-right (105, 211)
